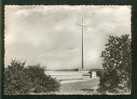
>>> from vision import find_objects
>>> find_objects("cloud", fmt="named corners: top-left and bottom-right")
top-left (5, 5), bottom-right (131, 70)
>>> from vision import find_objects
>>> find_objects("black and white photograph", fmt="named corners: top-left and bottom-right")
top-left (4, 5), bottom-right (131, 95)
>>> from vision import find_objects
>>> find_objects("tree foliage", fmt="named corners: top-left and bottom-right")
top-left (4, 59), bottom-right (60, 95)
top-left (98, 34), bottom-right (131, 94)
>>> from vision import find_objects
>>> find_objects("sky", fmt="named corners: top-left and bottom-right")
top-left (5, 5), bottom-right (131, 70)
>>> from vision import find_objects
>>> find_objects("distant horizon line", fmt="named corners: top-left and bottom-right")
top-left (46, 67), bottom-right (103, 71)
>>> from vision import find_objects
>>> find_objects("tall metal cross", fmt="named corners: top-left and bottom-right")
top-left (78, 16), bottom-right (88, 70)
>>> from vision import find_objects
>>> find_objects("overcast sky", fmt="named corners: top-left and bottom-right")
top-left (5, 5), bottom-right (131, 70)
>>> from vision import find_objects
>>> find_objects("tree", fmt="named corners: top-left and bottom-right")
top-left (98, 34), bottom-right (131, 94)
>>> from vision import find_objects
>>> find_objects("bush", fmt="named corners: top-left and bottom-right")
top-left (98, 34), bottom-right (131, 94)
top-left (4, 59), bottom-right (60, 95)
top-left (24, 65), bottom-right (60, 93)
top-left (4, 59), bottom-right (32, 95)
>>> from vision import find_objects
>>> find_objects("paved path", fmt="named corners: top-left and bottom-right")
top-left (58, 78), bottom-right (99, 95)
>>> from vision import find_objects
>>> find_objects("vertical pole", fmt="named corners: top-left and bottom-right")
top-left (81, 16), bottom-right (84, 70)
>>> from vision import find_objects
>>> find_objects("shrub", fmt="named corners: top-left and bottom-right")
top-left (4, 59), bottom-right (32, 95)
top-left (4, 59), bottom-right (60, 95)
top-left (24, 65), bottom-right (60, 93)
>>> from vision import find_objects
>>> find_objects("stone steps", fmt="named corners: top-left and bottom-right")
top-left (45, 71), bottom-right (93, 83)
